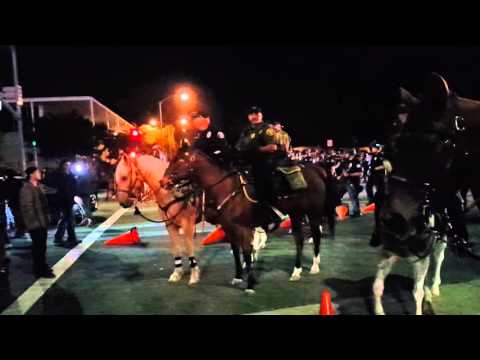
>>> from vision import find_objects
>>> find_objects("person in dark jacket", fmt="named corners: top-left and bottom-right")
top-left (190, 111), bottom-right (232, 168)
top-left (5, 169), bottom-right (26, 238)
top-left (20, 167), bottom-right (55, 278)
top-left (54, 160), bottom-right (79, 246)
top-left (0, 174), bottom-right (9, 282)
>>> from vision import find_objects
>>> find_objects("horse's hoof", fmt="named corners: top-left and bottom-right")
top-left (231, 278), bottom-right (243, 286)
top-left (375, 311), bottom-right (386, 316)
top-left (188, 268), bottom-right (200, 286)
top-left (245, 289), bottom-right (256, 295)
top-left (309, 265), bottom-right (320, 275)
top-left (168, 269), bottom-right (184, 283)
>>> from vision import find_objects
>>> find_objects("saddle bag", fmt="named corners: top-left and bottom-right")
top-left (276, 166), bottom-right (308, 191)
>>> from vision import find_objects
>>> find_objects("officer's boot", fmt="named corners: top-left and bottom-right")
top-left (257, 202), bottom-right (283, 233)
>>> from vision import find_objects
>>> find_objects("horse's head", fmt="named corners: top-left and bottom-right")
top-left (114, 153), bottom-right (144, 208)
top-left (390, 73), bottom-right (459, 182)
top-left (163, 146), bottom-right (200, 186)
top-left (378, 183), bottom-right (437, 258)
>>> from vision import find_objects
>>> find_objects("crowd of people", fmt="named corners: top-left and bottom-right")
top-left (0, 143), bottom-right (119, 283)
top-left (291, 144), bottom-right (386, 217)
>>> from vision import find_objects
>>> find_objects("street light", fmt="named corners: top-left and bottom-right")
top-left (158, 88), bottom-right (191, 128)
top-left (179, 117), bottom-right (188, 126)
top-left (149, 118), bottom-right (158, 127)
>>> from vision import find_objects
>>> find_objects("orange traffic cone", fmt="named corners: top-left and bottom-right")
top-left (319, 289), bottom-right (335, 315)
top-left (280, 217), bottom-right (292, 230)
top-left (336, 205), bottom-right (349, 220)
top-left (105, 227), bottom-right (140, 246)
top-left (202, 226), bottom-right (226, 246)
top-left (361, 202), bottom-right (376, 214)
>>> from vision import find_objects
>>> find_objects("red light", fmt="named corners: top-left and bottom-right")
top-left (132, 130), bottom-right (139, 137)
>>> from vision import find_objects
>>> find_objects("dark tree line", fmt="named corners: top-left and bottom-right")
top-left (26, 111), bottom-right (108, 158)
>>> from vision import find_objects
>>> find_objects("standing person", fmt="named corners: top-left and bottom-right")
top-left (366, 142), bottom-right (385, 205)
top-left (19, 167), bottom-right (55, 278)
top-left (54, 160), bottom-right (80, 246)
top-left (344, 152), bottom-right (363, 218)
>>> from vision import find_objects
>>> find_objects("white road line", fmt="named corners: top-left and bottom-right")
top-left (1, 207), bottom-right (128, 316)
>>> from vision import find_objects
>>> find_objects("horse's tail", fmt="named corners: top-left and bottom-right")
top-left (310, 164), bottom-right (336, 234)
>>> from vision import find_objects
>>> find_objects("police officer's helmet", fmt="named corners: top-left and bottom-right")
top-left (190, 111), bottom-right (210, 119)
top-left (247, 106), bottom-right (262, 115)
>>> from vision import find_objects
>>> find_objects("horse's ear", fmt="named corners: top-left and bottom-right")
top-left (398, 87), bottom-right (420, 109)
top-left (421, 73), bottom-right (450, 111)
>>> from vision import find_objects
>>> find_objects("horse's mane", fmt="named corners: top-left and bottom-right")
top-left (188, 148), bottom-right (233, 173)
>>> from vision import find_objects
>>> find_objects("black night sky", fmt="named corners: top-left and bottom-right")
top-left (2, 46), bottom-right (480, 147)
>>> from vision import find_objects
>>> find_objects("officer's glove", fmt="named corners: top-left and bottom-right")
top-left (383, 160), bottom-right (393, 174)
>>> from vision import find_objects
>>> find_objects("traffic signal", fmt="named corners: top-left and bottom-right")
top-left (32, 140), bottom-right (37, 147)
top-left (129, 128), bottom-right (141, 146)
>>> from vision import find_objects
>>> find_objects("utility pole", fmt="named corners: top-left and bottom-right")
top-left (30, 102), bottom-right (39, 167)
top-left (10, 46), bottom-right (27, 172)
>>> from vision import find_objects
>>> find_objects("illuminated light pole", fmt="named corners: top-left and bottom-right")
top-left (179, 117), bottom-right (188, 127)
top-left (149, 118), bottom-right (158, 127)
top-left (158, 88), bottom-right (190, 128)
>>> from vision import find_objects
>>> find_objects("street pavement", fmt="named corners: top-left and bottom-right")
top-left (1, 194), bottom-right (480, 315)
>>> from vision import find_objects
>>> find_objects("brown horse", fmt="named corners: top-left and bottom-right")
top-left (164, 148), bottom-right (335, 293)
top-left (114, 153), bottom-right (201, 285)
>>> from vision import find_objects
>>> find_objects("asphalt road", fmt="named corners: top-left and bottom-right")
top-left (1, 195), bottom-right (479, 315)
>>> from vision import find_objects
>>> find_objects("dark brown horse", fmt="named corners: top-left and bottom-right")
top-left (395, 73), bottom-right (480, 216)
top-left (163, 148), bottom-right (335, 293)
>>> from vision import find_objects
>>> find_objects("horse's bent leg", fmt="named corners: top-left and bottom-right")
top-left (412, 256), bottom-right (430, 315)
top-left (290, 215), bottom-right (304, 281)
top-left (230, 243), bottom-right (243, 286)
top-left (431, 237), bottom-right (447, 296)
top-left (373, 254), bottom-right (397, 315)
top-left (166, 224), bottom-right (184, 283)
top-left (309, 218), bottom-right (322, 275)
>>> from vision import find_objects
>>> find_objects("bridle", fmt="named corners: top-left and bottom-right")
top-left (115, 154), bottom-right (146, 201)
top-left (168, 150), bottom-right (258, 214)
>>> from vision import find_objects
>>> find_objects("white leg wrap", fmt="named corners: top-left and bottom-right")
top-left (309, 255), bottom-right (320, 274)
top-left (231, 278), bottom-right (243, 286)
top-left (188, 267), bottom-right (200, 285)
top-left (168, 267), bottom-right (184, 283)
top-left (289, 267), bottom-right (303, 281)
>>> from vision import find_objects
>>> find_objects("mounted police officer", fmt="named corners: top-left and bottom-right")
top-left (235, 106), bottom-right (290, 231)
top-left (190, 111), bottom-right (232, 168)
